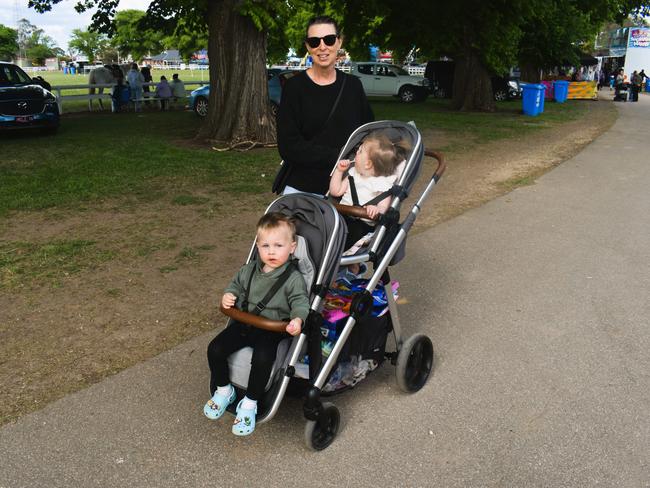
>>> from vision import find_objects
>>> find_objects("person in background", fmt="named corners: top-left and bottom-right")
top-left (155, 75), bottom-right (173, 110)
top-left (170, 73), bottom-right (186, 109)
top-left (126, 63), bottom-right (145, 112)
top-left (630, 70), bottom-right (641, 102)
top-left (141, 65), bottom-right (153, 107)
top-left (276, 15), bottom-right (374, 196)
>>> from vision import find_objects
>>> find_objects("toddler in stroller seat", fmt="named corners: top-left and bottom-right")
top-left (329, 130), bottom-right (411, 276)
top-left (203, 212), bottom-right (308, 436)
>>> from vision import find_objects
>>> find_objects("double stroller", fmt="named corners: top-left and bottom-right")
top-left (218, 120), bottom-right (446, 450)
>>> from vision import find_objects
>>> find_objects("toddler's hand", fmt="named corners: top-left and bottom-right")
top-left (365, 204), bottom-right (380, 219)
top-left (285, 318), bottom-right (303, 336)
top-left (222, 292), bottom-right (237, 309)
top-left (336, 159), bottom-right (351, 172)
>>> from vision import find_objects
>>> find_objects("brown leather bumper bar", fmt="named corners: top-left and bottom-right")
top-left (220, 305), bottom-right (288, 333)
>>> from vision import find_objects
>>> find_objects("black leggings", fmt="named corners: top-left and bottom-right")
top-left (207, 322), bottom-right (285, 401)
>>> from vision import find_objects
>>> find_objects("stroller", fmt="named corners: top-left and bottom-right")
top-left (614, 82), bottom-right (629, 102)
top-left (218, 120), bottom-right (446, 450)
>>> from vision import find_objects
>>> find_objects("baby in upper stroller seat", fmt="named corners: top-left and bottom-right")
top-left (329, 130), bottom-right (411, 275)
top-left (203, 212), bottom-right (309, 436)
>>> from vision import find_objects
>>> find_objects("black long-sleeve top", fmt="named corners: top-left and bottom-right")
top-left (277, 69), bottom-right (374, 195)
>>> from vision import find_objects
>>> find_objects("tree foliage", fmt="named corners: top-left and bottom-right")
top-left (111, 9), bottom-right (165, 61)
top-left (0, 24), bottom-right (19, 61)
top-left (17, 18), bottom-right (59, 65)
top-left (69, 28), bottom-right (108, 63)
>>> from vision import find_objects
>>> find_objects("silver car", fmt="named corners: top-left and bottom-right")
top-left (350, 62), bottom-right (429, 103)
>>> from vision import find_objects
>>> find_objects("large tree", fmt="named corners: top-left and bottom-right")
top-left (17, 18), bottom-right (59, 65)
top-left (111, 9), bottom-right (165, 61)
top-left (0, 24), bottom-right (19, 61)
top-left (69, 28), bottom-right (108, 63)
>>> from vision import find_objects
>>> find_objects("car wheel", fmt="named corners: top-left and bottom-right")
top-left (399, 86), bottom-right (417, 103)
top-left (493, 89), bottom-right (508, 102)
top-left (194, 96), bottom-right (209, 117)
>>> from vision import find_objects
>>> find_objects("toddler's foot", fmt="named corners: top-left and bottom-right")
top-left (203, 385), bottom-right (236, 420)
top-left (232, 398), bottom-right (257, 436)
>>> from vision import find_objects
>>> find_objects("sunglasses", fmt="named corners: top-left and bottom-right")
top-left (305, 34), bottom-right (338, 48)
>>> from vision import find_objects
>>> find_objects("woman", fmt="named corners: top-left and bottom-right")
top-left (126, 63), bottom-right (145, 112)
top-left (276, 16), bottom-right (374, 195)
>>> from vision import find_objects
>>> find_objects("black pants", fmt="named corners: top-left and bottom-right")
top-left (207, 322), bottom-right (285, 401)
top-left (344, 215), bottom-right (374, 250)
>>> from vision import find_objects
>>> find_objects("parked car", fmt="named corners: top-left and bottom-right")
top-left (350, 62), bottom-right (429, 102)
top-left (424, 60), bottom-right (522, 101)
top-left (0, 61), bottom-right (60, 134)
top-left (189, 69), bottom-right (299, 117)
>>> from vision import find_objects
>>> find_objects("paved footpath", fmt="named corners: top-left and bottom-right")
top-left (1, 97), bottom-right (649, 488)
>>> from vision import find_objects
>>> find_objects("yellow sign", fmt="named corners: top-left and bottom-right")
top-left (567, 81), bottom-right (598, 100)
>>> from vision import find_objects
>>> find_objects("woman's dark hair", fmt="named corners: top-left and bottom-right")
top-left (305, 15), bottom-right (340, 38)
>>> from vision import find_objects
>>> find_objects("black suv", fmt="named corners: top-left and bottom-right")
top-left (424, 60), bottom-right (521, 101)
top-left (0, 62), bottom-right (60, 134)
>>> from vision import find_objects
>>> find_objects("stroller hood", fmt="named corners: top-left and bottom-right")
top-left (266, 194), bottom-right (347, 294)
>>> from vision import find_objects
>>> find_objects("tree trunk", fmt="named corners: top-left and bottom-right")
top-left (198, 0), bottom-right (276, 148)
top-left (520, 63), bottom-right (541, 83)
top-left (451, 33), bottom-right (495, 112)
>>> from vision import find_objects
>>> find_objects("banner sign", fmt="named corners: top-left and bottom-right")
top-left (628, 28), bottom-right (650, 48)
top-left (567, 81), bottom-right (598, 100)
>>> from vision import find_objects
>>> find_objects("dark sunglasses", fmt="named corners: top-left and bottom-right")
top-left (305, 34), bottom-right (338, 48)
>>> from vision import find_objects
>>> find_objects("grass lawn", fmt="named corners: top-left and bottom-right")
top-left (0, 97), bottom-right (591, 218)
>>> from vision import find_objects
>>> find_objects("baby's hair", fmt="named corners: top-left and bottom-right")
top-left (363, 130), bottom-right (412, 176)
top-left (257, 212), bottom-right (297, 241)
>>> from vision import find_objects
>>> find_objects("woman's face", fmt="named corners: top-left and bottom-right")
top-left (305, 22), bottom-right (341, 70)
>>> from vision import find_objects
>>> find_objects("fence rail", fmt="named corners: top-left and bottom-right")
top-left (52, 80), bottom-right (209, 113)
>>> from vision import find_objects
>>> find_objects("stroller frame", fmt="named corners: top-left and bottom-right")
top-left (218, 120), bottom-right (446, 450)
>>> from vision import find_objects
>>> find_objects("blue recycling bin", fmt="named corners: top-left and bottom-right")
top-left (554, 80), bottom-right (569, 103)
top-left (646, 79), bottom-right (650, 92)
top-left (522, 83), bottom-right (545, 116)
top-left (538, 85), bottom-right (546, 113)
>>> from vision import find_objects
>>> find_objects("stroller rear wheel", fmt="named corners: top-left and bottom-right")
top-left (396, 334), bottom-right (434, 392)
top-left (304, 402), bottom-right (340, 451)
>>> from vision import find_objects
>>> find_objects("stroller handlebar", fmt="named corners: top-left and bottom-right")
top-left (333, 203), bottom-right (371, 219)
top-left (424, 150), bottom-right (446, 182)
top-left (219, 305), bottom-right (289, 333)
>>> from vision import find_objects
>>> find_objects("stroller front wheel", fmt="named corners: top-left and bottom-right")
top-left (396, 334), bottom-right (434, 392)
top-left (304, 402), bottom-right (340, 451)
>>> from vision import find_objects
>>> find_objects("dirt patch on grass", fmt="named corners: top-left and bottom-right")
top-left (0, 99), bottom-right (617, 425)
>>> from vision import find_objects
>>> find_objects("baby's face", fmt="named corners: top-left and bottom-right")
top-left (355, 140), bottom-right (375, 176)
top-left (256, 224), bottom-right (296, 270)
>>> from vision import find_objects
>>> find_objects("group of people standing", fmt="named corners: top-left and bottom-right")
top-left (613, 67), bottom-right (647, 102)
top-left (112, 63), bottom-right (186, 112)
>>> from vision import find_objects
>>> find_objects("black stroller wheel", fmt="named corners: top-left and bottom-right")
top-left (304, 402), bottom-right (340, 451)
top-left (396, 334), bottom-right (434, 392)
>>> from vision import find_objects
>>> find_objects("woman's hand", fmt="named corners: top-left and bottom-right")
top-left (221, 292), bottom-right (237, 309)
top-left (336, 159), bottom-right (351, 172)
top-left (285, 318), bottom-right (303, 336)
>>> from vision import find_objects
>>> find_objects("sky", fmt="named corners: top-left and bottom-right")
top-left (0, 0), bottom-right (152, 51)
